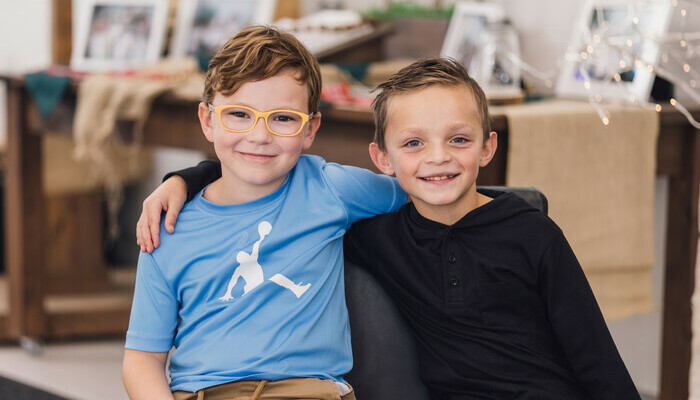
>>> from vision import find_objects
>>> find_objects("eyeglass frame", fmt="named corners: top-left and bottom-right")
top-left (208, 104), bottom-right (315, 137)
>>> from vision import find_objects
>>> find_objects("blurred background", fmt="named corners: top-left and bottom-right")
top-left (0, 0), bottom-right (698, 399)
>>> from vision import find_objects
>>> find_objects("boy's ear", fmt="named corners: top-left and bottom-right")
top-left (369, 142), bottom-right (395, 176)
top-left (302, 111), bottom-right (321, 150)
top-left (198, 102), bottom-right (215, 143)
top-left (480, 131), bottom-right (498, 167)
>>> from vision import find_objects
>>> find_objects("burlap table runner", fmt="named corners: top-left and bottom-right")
top-left (496, 99), bottom-right (658, 321)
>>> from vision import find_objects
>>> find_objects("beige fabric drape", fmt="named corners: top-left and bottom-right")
top-left (497, 99), bottom-right (658, 320)
top-left (70, 57), bottom-right (199, 239)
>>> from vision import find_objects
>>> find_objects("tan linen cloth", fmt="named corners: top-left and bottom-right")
top-left (71, 57), bottom-right (199, 239)
top-left (497, 99), bottom-right (658, 321)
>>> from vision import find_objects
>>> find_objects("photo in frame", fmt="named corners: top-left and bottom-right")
top-left (170, 0), bottom-right (277, 58)
top-left (556, 0), bottom-right (673, 102)
top-left (440, 2), bottom-right (523, 99)
top-left (71, 0), bottom-right (170, 71)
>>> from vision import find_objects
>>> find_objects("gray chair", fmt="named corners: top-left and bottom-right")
top-left (344, 187), bottom-right (548, 400)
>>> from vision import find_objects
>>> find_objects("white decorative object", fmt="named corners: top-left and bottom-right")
top-left (275, 9), bottom-right (374, 57)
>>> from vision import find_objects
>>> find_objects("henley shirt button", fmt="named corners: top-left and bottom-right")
top-left (449, 276), bottom-right (460, 287)
top-left (448, 231), bottom-right (456, 239)
top-left (448, 254), bottom-right (457, 263)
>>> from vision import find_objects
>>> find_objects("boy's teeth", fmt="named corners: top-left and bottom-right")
top-left (424, 176), bottom-right (451, 181)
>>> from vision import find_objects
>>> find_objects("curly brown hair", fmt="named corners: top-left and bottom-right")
top-left (372, 57), bottom-right (491, 150)
top-left (202, 25), bottom-right (322, 113)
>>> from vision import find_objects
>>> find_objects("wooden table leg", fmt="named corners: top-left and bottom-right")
top-left (659, 125), bottom-right (700, 400)
top-left (4, 81), bottom-right (47, 339)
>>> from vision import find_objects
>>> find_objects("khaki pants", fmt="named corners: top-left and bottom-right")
top-left (173, 377), bottom-right (356, 400)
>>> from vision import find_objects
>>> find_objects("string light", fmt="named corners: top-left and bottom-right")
top-left (670, 98), bottom-right (700, 129)
top-left (487, 0), bottom-right (699, 127)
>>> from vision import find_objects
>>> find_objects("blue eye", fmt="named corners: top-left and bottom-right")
top-left (405, 139), bottom-right (421, 147)
top-left (451, 137), bottom-right (468, 144)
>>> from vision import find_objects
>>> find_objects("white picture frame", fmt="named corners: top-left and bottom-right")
top-left (440, 2), bottom-right (523, 98)
top-left (71, 0), bottom-right (170, 72)
top-left (440, 2), bottom-right (505, 66)
top-left (556, 0), bottom-right (673, 102)
top-left (170, 0), bottom-right (277, 58)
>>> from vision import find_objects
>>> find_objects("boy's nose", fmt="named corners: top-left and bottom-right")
top-left (245, 117), bottom-right (273, 143)
top-left (426, 144), bottom-right (450, 164)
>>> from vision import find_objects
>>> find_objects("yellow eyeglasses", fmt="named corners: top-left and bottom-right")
top-left (208, 104), bottom-right (314, 137)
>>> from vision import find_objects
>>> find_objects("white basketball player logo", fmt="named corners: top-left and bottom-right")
top-left (219, 221), bottom-right (311, 301)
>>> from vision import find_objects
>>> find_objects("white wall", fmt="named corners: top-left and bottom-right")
top-left (0, 0), bottom-right (52, 147)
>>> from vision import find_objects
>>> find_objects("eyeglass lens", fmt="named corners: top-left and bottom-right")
top-left (220, 107), bottom-right (304, 136)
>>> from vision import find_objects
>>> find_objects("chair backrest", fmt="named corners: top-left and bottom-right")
top-left (344, 187), bottom-right (547, 400)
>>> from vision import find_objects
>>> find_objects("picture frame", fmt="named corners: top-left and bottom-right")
top-left (555, 0), bottom-right (673, 102)
top-left (170, 0), bottom-right (278, 58)
top-left (71, 0), bottom-right (170, 71)
top-left (440, 2), bottom-right (523, 99)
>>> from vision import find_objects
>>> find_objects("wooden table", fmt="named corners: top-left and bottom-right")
top-left (2, 80), bottom-right (698, 399)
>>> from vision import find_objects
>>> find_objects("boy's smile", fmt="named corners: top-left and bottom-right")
top-left (198, 69), bottom-right (320, 204)
top-left (370, 85), bottom-right (497, 225)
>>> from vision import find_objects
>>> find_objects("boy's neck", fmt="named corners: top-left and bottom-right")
top-left (203, 175), bottom-right (287, 205)
top-left (414, 192), bottom-right (492, 226)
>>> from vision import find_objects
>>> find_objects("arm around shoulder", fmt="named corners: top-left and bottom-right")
top-left (122, 349), bottom-right (174, 400)
top-left (163, 159), bottom-right (222, 202)
top-left (137, 159), bottom-right (223, 253)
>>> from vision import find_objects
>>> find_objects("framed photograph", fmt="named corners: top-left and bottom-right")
top-left (170, 0), bottom-right (277, 58)
top-left (71, 0), bottom-right (170, 71)
top-left (556, 0), bottom-right (673, 102)
top-left (440, 2), bottom-right (522, 98)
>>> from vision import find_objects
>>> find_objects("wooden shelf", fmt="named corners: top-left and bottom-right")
top-left (0, 267), bottom-right (135, 342)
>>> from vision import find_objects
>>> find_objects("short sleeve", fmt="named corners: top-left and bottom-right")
top-left (125, 253), bottom-right (179, 352)
top-left (322, 163), bottom-right (406, 223)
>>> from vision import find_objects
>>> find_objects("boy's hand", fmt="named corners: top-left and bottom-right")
top-left (136, 176), bottom-right (187, 253)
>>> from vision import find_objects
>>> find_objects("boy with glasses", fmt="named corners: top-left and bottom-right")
top-left (122, 26), bottom-right (405, 400)
top-left (138, 58), bottom-right (640, 399)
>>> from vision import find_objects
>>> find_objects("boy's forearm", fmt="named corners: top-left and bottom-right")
top-left (123, 350), bottom-right (174, 400)
top-left (163, 160), bottom-right (222, 202)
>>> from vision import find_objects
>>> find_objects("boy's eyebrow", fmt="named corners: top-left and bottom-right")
top-left (393, 126), bottom-right (427, 136)
top-left (446, 122), bottom-right (479, 134)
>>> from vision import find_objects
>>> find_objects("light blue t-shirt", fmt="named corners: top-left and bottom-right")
top-left (125, 155), bottom-right (406, 392)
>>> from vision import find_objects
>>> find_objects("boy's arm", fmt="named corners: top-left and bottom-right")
top-left (540, 231), bottom-right (641, 400)
top-left (137, 160), bottom-right (222, 253)
top-left (122, 349), bottom-right (174, 400)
